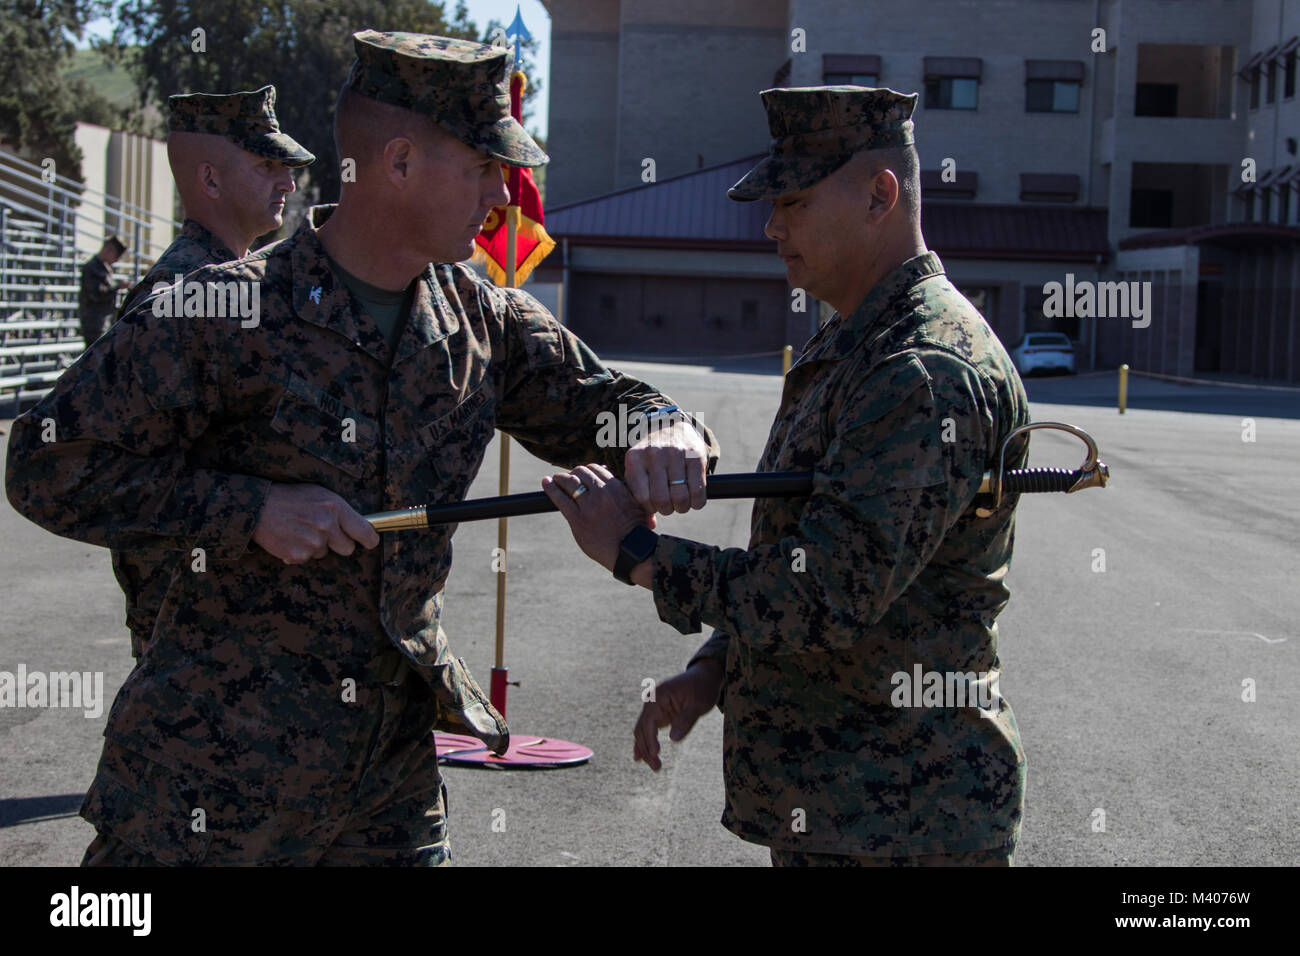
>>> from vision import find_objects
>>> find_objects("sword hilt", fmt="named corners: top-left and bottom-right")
top-left (995, 465), bottom-right (1109, 496)
top-left (974, 421), bottom-right (1109, 517)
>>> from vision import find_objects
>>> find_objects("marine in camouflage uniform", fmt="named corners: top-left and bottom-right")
top-left (5, 32), bottom-right (719, 866)
top-left (115, 88), bottom-right (314, 661)
top-left (545, 87), bottom-right (1030, 865)
top-left (78, 236), bottom-right (127, 346)
top-left (119, 86), bottom-right (314, 318)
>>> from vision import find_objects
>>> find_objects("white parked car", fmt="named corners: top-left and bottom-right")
top-left (1011, 332), bottom-right (1076, 375)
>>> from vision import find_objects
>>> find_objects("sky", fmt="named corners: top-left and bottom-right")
top-left (77, 0), bottom-right (553, 138)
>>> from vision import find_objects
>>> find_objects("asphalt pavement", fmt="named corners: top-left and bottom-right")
top-left (0, 365), bottom-right (1295, 866)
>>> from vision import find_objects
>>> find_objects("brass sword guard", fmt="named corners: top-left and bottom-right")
top-left (975, 421), bottom-right (1109, 518)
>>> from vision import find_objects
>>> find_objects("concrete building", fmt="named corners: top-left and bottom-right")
top-left (538, 0), bottom-right (1300, 382)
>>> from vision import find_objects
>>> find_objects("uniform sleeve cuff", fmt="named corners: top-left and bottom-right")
top-left (650, 533), bottom-right (719, 635)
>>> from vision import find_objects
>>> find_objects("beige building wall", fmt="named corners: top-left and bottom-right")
top-left (543, 0), bottom-right (784, 205)
top-left (543, 0), bottom-right (621, 206)
top-left (613, 0), bottom-right (784, 192)
top-left (72, 123), bottom-right (112, 260)
top-left (787, 0), bottom-right (1104, 207)
top-left (1245, 0), bottom-right (1300, 185)
top-left (1101, 0), bottom-right (1250, 242)
top-left (70, 123), bottom-right (175, 267)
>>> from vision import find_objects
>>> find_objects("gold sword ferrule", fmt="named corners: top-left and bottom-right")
top-left (365, 505), bottom-right (430, 532)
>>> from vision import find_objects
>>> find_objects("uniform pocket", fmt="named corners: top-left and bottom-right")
top-left (81, 749), bottom-right (213, 866)
top-left (270, 373), bottom-right (378, 479)
top-left (417, 382), bottom-right (495, 500)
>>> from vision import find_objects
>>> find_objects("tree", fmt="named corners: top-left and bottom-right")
top-left (0, 0), bottom-right (117, 180)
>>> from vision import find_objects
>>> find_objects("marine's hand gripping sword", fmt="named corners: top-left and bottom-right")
top-left (364, 421), bottom-right (1109, 532)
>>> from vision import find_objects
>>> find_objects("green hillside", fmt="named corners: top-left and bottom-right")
top-left (63, 48), bottom-right (139, 109)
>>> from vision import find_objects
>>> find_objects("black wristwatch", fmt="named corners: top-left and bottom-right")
top-left (613, 525), bottom-right (659, 585)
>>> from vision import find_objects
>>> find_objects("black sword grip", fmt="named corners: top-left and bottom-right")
top-left (419, 470), bottom-right (817, 526)
top-left (1000, 467), bottom-right (1084, 495)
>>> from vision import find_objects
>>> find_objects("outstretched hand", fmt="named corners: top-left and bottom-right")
top-left (634, 661), bottom-right (725, 771)
top-left (541, 464), bottom-right (655, 572)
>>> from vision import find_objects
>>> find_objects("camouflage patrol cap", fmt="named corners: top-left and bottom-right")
top-left (346, 30), bottom-right (548, 168)
top-left (167, 86), bottom-right (315, 167)
top-left (729, 86), bottom-right (918, 201)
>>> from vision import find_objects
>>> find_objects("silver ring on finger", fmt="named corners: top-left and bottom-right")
top-left (669, 478), bottom-right (688, 486)
top-left (569, 482), bottom-right (588, 500)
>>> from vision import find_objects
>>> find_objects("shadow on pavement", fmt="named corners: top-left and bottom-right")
top-left (0, 794), bottom-right (84, 828)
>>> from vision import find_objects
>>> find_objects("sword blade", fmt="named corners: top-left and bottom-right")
top-left (364, 471), bottom-right (816, 531)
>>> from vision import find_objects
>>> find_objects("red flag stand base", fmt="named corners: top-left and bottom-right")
top-left (433, 665), bottom-right (593, 768)
top-left (490, 665), bottom-right (511, 714)
top-left (434, 732), bottom-right (593, 768)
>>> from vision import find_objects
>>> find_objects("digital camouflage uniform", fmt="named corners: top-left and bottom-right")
top-left (114, 88), bottom-right (313, 659)
top-left (650, 87), bottom-right (1030, 863)
top-left (4, 33), bottom-right (718, 866)
top-left (118, 220), bottom-right (240, 320)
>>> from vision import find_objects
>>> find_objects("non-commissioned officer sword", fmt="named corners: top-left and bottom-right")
top-left (365, 421), bottom-right (1109, 532)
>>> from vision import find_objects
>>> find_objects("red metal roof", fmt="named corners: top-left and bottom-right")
top-left (545, 156), bottom-right (773, 249)
top-left (546, 155), bottom-right (1111, 260)
top-left (1119, 222), bottom-right (1300, 249)
top-left (924, 203), bottom-right (1109, 261)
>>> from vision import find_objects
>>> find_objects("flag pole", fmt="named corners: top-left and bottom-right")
top-left (491, 175), bottom-right (518, 715)
top-left (437, 8), bottom-right (592, 768)
top-left (490, 7), bottom-right (528, 720)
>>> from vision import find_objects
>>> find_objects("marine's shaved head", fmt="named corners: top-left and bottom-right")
top-left (842, 145), bottom-right (922, 225)
top-left (164, 130), bottom-right (297, 256)
top-left (333, 82), bottom-right (452, 174)
top-left (167, 132), bottom-right (246, 209)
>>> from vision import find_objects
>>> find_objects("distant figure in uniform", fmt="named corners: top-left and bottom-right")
top-left (110, 87), bottom-right (313, 663)
top-left (118, 86), bottom-right (314, 316)
top-left (78, 235), bottom-right (128, 345)
top-left (544, 86), bottom-right (1032, 867)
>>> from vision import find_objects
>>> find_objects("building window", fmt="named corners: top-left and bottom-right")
top-left (1130, 188), bottom-right (1174, 228)
top-left (822, 54), bottom-right (881, 88)
top-left (1286, 51), bottom-right (1297, 98)
top-left (825, 72), bottom-right (878, 86)
top-left (1250, 70), bottom-right (1261, 109)
top-left (924, 57), bottom-right (981, 110)
top-left (1025, 60), bottom-right (1084, 113)
top-left (1278, 184), bottom-right (1290, 224)
top-left (773, 58), bottom-right (791, 87)
top-left (1260, 189), bottom-right (1272, 221)
top-left (741, 299), bottom-right (758, 330)
top-left (1135, 82), bottom-right (1178, 116)
top-left (1266, 62), bottom-right (1277, 103)
top-left (1026, 79), bottom-right (1080, 112)
top-left (927, 76), bottom-right (978, 109)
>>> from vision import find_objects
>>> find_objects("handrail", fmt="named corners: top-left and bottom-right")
top-left (0, 190), bottom-right (172, 260)
top-left (1, 147), bottom-right (165, 222)
top-left (0, 171), bottom-right (178, 248)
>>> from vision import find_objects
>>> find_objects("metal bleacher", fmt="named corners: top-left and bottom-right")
top-left (0, 148), bottom-right (178, 416)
